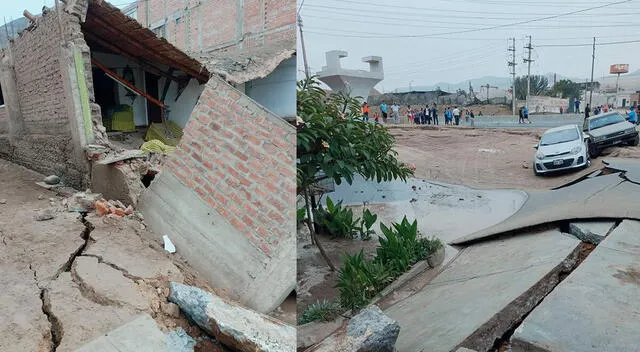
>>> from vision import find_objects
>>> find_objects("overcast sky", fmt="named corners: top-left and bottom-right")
top-left (297, 0), bottom-right (640, 91)
top-left (0, 0), bottom-right (131, 23)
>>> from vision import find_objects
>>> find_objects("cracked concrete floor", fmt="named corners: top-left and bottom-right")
top-left (0, 159), bottom-right (224, 351)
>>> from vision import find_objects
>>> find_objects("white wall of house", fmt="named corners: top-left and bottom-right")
top-left (92, 52), bottom-right (148, 126)
top-left (158, 77), bottom-right (206, 129)
top-left (245, 57), bottom-right (296, 119)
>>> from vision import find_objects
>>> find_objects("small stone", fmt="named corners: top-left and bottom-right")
top-left (135, 212), bottom-right (144, 221)
top-left (35, 209), bottom-right (55, 221)
top-left (44, 175), bottom-right (60, 185)
top-left (522, 163), bottom-right (529, 169)
top-left (37, 194), bottom-right (45, 200)
top-left (0, 199), bottom-right (6, 204)
top-left (157, 287), bottom-right (163, 295)
top-left (49, 198), bottom-right (56, 202)
top-left (140, 223), bottom-right (146, 230)
top-left (162, 302), bottom-right (180, 318)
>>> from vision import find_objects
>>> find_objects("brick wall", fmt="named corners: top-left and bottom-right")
top-left (164, 74), bottom-right (296, 256)
top-left (136, 0), bottom-right (295, 54)
top-left (2, 9), bottom-right (91, 187)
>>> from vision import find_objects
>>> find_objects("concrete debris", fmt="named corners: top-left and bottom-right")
top-left (97, 150), bottom-right (147, 165)
top-left (162, 302), bottom-right (181, 318)
top-left (66, 192), bottom-right (103, 213)
top-left (44, 175), bottom-right (61, 185)
top-left (35, 209), bottom-right (55, 221)
top-left (0, 199), bottom-right (6, 204)
top-left (166, 327), bottom-right (197, 351)
top-left (75, 313), bottom-right (168, 352)
top-left (568, 220), bottom-right (616, 244)
top-left (163, 235), bottom-right (176, 253)
top-left (85, 144), bottom-right (109, 161)
top-left (168, 282), bottom-right (296, 352)
top-left (308, 306), bottom-right (401, 352)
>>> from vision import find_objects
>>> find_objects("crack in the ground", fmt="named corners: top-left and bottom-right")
top-left (487, 241), bottom-right (597, 351)
top-left (40, 288), bottom-right (62, 352)
top-left (69, 261), bottom-right (125, 308)
top-left (80, 253), bottom-right (143, 282)
top-left (53, 214), bottom-right (94, 279)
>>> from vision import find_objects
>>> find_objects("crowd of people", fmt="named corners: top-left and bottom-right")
top-left (362, 102), bottom-right (481, 126)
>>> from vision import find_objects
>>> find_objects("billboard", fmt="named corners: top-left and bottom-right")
top-left (610, 64), bottom-right (629, 74)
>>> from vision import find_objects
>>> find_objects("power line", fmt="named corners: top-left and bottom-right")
top-left (301, 0), bottom-right (632, 38)
top-left (537, 39), bottom-right (640, 47)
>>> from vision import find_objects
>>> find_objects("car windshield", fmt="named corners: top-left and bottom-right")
top-left (540, 128), bottom-right (579, 146)
top-left (589, 113), bottom-right (626, 130)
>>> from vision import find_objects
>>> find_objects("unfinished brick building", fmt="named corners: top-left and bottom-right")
top-left (124, 0), bottom-right (296, 120)
top-left (0, 0), bottom-right (295, 313)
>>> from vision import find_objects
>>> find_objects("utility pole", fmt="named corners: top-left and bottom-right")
top-left (297, 14), bottom-right (310, 79)
top-left (523, 35), bottom-right (534, 110)
top-left (508, 37), bottom-right (517, 116)
top-left (482, 84), bottom-right (498, 103)
top-left (589, 37), bottom-right (595, 108)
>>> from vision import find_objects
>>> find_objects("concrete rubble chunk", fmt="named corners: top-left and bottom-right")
top-left (168, 282), bottom-right (296, 352)
top-left (44, 175), bottom-right (61, 185)
top-left (308, 306), bottom-right (400, 352)
top-left (568, 220), bottom-right (615, 244)
top-left (510, 220), bottom-right (640, 352)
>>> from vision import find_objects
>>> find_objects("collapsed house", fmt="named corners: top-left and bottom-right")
top-left (0, 0), bottom-right (295, 314)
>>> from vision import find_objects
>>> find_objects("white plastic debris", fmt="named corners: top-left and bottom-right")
top-left (163, 235), bottom-right (176, 253)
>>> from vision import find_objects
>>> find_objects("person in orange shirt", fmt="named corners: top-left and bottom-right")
top-left (362, 102), bottom-right (370, 122)
top-left (373, 111), bottom-right (380, 123)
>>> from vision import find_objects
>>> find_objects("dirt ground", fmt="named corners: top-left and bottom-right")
top-left (0, 159), bottom-right (294, 351)
top-left (390, 126), bottom-right (640, 190)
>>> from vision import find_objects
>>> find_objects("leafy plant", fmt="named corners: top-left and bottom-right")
top-left (359, 208), bottom-right (377, 241)
top-left (314, 196), bottom-right (360, 238)
top-left (298, 299), bottom-right (342, 325)
top-left (416, 236), bottom-right (444, 260)
top-left (375, 217), bottom-right (420, 276)
top-left (297, 207), bottom-right (307, 223)
top-left (335, 250), bottom-right (392, 311)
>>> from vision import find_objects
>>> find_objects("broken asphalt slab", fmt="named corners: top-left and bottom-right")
top-left (451, 170), bottom-right (640, 245)
top-left (384, 228), bottom-right (581, 352)
top-left (568, 220), bottom-right (616, 244)
top-left (168, 282), bottom-right (296, 352)
top-left (511, 220), bottom-right (640, 352)
top-left (74, 314), bottom-right (167, 352)
top-left (307, 306), bottom-right (400, 352)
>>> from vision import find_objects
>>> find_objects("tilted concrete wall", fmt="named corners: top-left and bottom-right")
top-left (0, 4), bottom-right (105, 188)
top-left (138, 74), bottom-right (296, 313)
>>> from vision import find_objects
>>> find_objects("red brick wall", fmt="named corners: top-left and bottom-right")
top-left (136, 0), bottom-right (295, 54)
top-left (163, 75), bottom-right (296, 256)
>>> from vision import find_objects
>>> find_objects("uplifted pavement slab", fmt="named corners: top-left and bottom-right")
top-left (75, 314), bottom-right (167, 352)
top-left (511, 220), bottom-right (640, 352)
top-left (452, 171), bottom-right (640, 245)
top-left (84, 215), bottom-right (184, 282)
top-left (568, 220), bottom-right (616, 244)
top-left (46, 272), bottom-right (139, 352)
top-left (168, 282), bottom-right (296, 352)
top-left (604, 157), bottom-right (640, 183)
top-left (384, 229), bottom-right (581, 352)
top-left (72, 256), bottom-right (148, 310)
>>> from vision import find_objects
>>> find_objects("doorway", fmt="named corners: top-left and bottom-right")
top-left (92, 67), bottom-right (118, 112)
top-left (145, 72), bottom-right (162, 124)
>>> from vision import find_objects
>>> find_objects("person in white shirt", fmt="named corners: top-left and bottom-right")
top-left (452, 107), bottom-right (461, 125)
top-left (391, 103), bottom-right (400, 124)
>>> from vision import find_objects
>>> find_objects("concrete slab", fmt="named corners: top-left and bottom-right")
top-left (384, 229), bottom-right (581, 352)
top-left (451, 171), bottom-right (640, 245)
top-left (75, 314), bottom-right (167, 352)
top-left (96, 150), bottom-right (146, 165)
top-left (568, 220), bottom-right (616, 244)
top-left (511, 220), bottom-right (640, 352)
top-left (604, 157), bottom-right (640, 184)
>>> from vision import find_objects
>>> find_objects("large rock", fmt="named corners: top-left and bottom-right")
top-left (385, 229), bottom-right (581, 352)
top-left (168, 282), bottom-right (295, 352)
top-left (308, 306), bottom-right (400, 352)
top-left (568, 220), bottom-right (615, 244)
top-left (511, 220), bottom-right (640, 351)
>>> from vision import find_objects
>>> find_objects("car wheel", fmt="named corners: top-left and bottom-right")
top-left (632, 134), bottom-right (639, 146)
top-left (588, 142), bottom-right (599, 159)
top-left (534, 166), bottom-right (541, 176)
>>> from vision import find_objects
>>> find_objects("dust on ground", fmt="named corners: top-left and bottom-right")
top-left (389, 126), bottom-right (640, 190)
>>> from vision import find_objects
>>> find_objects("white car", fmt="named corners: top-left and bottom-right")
top-left (533, 124), bottom-right (590, 176)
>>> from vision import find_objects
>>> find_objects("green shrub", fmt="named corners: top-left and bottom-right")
top-left (335, 250), bottom-right (392, 311)
top-left (375, 217), bottom-right (420, 276)
top-left (297, 208), bottom-right (307, 223)
top-left (314, 196), bottom-right (360, 238)
top-left (418, 236), bottom-right (444, 260)
top-left (359, 208), bottom-right (377, 241)
top-left (298, 299), bottom-right (342, 325)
